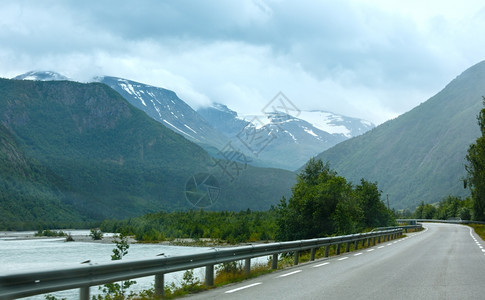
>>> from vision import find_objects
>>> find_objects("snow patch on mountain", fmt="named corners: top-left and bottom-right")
top-left (13, 71), bottom-right (70, 81)
top-left (295, 111), bottom-right (351, 137)
top-left (304, 128), bottom-right (318, 137)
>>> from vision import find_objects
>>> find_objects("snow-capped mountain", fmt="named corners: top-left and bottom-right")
top-left (97, 76), bottom-right (228, 150)
top-left (13, 71), bottom-right (375, 170)
top-left (13, 71), bottom-right (70, 81)
top-left (198, 103), bottom-right (374, 170)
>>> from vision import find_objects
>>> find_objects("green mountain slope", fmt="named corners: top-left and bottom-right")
top-left (0, 79), bottom-right (294, 228)
top-left (316, 61), bottom-right (485, 210)
top-left (0, 123), bottom-right (85, 229)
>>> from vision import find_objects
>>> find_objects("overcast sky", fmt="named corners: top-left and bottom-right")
top-left (1, 0), bottom-right (485, 124)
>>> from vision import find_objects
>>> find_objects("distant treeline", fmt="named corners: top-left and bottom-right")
top-left (412, 196), bottom-right (472, 220)
top-left (100, 209), bottom-right (277, 244)
top-left (101, 159), bottom-right (396, 243)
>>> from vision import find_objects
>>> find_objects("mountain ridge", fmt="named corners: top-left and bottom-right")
top-left (198, 103), bottom-right (374, 170)
top-left (0, 78), bottom-right (295, 228)
top-left (316, 60), bottom-right (485, 209)
top-left (13, 71), bottom-right (375, 171)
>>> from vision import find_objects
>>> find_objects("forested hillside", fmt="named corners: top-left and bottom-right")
top-left (317, 61), bottom-right (485, 210)
top-left (0, 123), bottom-right (85, 229)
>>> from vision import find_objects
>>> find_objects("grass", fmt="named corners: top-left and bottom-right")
top-left (214, 262), bottom-right (275, 286)
top-left (469, 224), bottom-right (485, 241)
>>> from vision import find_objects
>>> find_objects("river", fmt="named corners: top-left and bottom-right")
top-left (0, 230), bottom-right (212, 299)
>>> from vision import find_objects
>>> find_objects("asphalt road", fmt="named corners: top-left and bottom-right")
top-left (187, 223), bottom-right (485, 299)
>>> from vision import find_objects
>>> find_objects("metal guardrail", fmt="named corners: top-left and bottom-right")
top-left (0, 228), bottom-right (405, 300)
top-left (396, 219), bottom-right (485, 225)
top-left (373, 224), bottom-right (424, 233)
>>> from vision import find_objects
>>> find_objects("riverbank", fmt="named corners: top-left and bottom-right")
top-left (0, 231), bottom-right (273, 247)
top-left (0, 230), bottom-right (136, 244)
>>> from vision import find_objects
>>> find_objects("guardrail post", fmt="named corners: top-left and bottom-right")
top-left (336, 243), bottom-right (341, 255)
top-left (366, 238), bottom-right (370, 247)
top-left (154, 273), bottom-right (164, 298)
top-left (245, 258), bottom-right (251, 275)
top-left (294, 251), bottom-right (299, 265)
top-left (272, 253), bottom-right (278, 269)
top-left (377, 236), bottom-right (381, 243)
top-left (354, 240), bottom-right (358, 250)
top-left (345, 242), bottom-right (350, 252)
top-left (205, 264), bottom-right (214, 286)
top-left (324, 245), bottom-right (329, 257)
top-left (310, 248), bottom-right (316, 261)
top-left (80, 286), bottom-right (89, 300)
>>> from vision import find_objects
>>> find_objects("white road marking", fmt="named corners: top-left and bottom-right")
top-left (225, 282), bottom-right (262, 294)
top-left (277, 270), bottom-right (302, 278)
top-left (387, 243), bottom-right (392, 246)
top-left (313, 262), bottom-right (330, 268)
top-left (469, 226), bottom-right (485, 254)
top-left (378, 246), bottom-right (385, 249)
top-left (367, 249), bottom-right (375, 252)
top-left (338, 257), bottom-right (349, 261)
top-left (354, 252), bottom-right (363, 256)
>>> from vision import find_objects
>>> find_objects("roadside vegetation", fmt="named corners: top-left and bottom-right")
top-left (469, 224), bottom-right (485, 241)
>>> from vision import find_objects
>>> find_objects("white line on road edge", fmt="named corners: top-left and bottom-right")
top-left (313, 262), bottom-right (330, 268)
top-left (387, 243), bottom-right (392, 246)
top-left (367, 249), bottom-right (375, 252)
top-left (277, 270), bottom-right (302, 278)
top-left (354, 252), bottom-right (363, 256)
top-left (469, 226), bottom-right (485, 254)
top-left (338, 257), bottom-right (349, 261)
top-left (378, 246), bottom-right (385, 249)
top-left (225, 282), bottom-right (262, 294)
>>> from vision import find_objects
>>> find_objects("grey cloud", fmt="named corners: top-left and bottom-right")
top-left (1, 0), bottom-right (485, 124)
